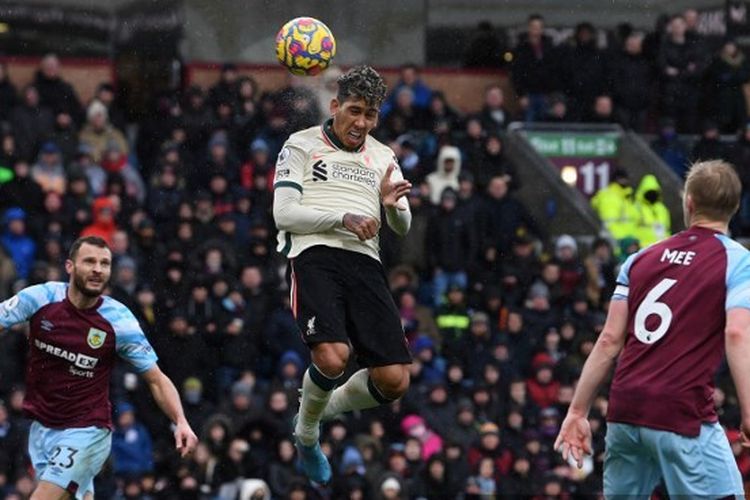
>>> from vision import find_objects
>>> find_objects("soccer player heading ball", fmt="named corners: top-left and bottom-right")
top-left (273, 66), bottom-right (413, 483)
top-left (0, 236), bottom-right (198, 500)
top-left (556, 160), bottom-right (750, 496)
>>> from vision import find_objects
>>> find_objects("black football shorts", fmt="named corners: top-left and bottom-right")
top-left (289, 245), bottom-right (412, 367)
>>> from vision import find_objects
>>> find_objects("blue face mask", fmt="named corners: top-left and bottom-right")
top-left (185, 390), bottom-right (201, 404)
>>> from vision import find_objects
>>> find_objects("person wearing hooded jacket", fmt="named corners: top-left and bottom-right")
top-left (426, 145), bottom-right (461, 205)
top-left (80, 196), bottom-right (118, 246)
top-left (633, 174), bottom-right (671, 247)
top-left (591, 169), bottom-right (638, 244)
top-left (0, 208), bottom-right (35, 281)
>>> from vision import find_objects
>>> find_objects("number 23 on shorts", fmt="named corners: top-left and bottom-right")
top-left (49, 446), bottom-right (78, 469)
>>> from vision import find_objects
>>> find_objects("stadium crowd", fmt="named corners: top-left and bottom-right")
top-left (0, 8), bottom-right (749, 499)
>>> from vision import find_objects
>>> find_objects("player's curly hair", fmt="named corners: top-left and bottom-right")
top-left (337, 65), bottom-right (388, 108)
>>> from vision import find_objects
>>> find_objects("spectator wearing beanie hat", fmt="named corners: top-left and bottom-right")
top-left (411, 336), bottom-right (446, 385)
top-left (79, 99), bottom-right (128, 163)
top-left (378, 475), bottom-right (405, 500)
top-left (401, 414), bottom-right (443, 461)
top-left (0, 207), bottom-right (35, 281)
top-left (449, 399), bottom-right (481, 446)
top-left (527, 353), bottom-right (561, 409)
top-left (467, 422), bottom-right (513, 476)
top-left (421, 381), bottom-right (456, 439)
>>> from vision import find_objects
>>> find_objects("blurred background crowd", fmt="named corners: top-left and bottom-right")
top-left (0, 6), bottom-right (748, 500)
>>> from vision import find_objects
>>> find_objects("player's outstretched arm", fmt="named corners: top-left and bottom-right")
top-left (142, 365), bottom-right (198, 457)
top-left (725, 307), bottom-right (750, 447)
top-left (555, 299), bottom-right (628, 467)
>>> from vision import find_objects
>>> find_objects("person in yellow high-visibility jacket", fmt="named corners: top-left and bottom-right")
top-left (591, 169), bottom-right (638, 242)
top-left (633, 174), bottom-right (671, 247)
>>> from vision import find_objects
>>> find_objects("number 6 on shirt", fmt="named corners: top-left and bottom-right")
top-left (634, 278), bottom-right (677, 344)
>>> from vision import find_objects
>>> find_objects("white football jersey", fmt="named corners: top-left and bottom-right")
top-left (273, 120), bottom-right (406, 261)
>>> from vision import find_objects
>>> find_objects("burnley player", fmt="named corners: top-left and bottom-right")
top-left (0, 236), bottom-right (198, 500)
top-left (273, 66), bottom-right (413, 483)
top-left (555, 160), bottom-right (750, 497)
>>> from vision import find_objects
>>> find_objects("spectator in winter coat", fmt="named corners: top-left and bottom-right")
top-left (31, 141), bottom-right (66, 195)
top-left (382, 87), bottom-right (430, 138)
top-left (609, 33), bottom-right (652, 131)
top-left (380, 64), bottom-right (433, 119)
top-left (79, 100), bottom-right (129, 163)
top-left (591, 169), bottom-right (638, 243)
top-left (467, 422), bottom-right (513, 477)
top-left (182, 376), bottom-right (215, 434)
top-left (401, 414), bottom-right (443, 460)
top-left (10, 85), bottom-right (55, 161)
top-left (80, 196), bottom-right (118, 246)
top-left (456, 312), bottom-right (497, 380)
top-left (421, 382), bottom-right (457, 439)
top-left (561, 22), bottom-right (607, 121)
top-left (512, 14), bottom-right (560, 122)
top-left (692, 121), bottom-right (728, 163)
top-left (396, 188), bottom-right (432, 274)
top-left (33, 54), bottom-right (82, 119)
top-left (411, 336), bottom-right (446, 385)
top-left (0, 208), bottom-right (35, 281)
top-left (658, 15), bottom-right (707, 133)
top-left (705, 39), bottom-right (750, 133)
top-left (477, 175), bottom-right (541, 258)
top-left (633, 174), bottom-right (671, 246)
top-left (111, 402), bottom-right (154, 478)
top-left (427, 188), bottom-right (475, 305)
top-left (147, 165), bottom-right (184, 226)
top-left (584, 237), bottom-right (617, 309)
top-left (472, 134), bottom-right (517, 193)
top-left (0, 161), bottom-right (44, 215)
top-left (73, 143), bottom-right (108, 197)
top-left (478, 85), bottom-right (510, 132)
top-left (49, 111), bottom-right (79, 165)
top-left (426, 146), bottom-right (462, 205)
top-left (448, 400), bottom-right (481, 447)
top-left (101, 140), bottom-right (146, 204)
top-left (397, 289), bottom-right (440, 348)
top-left (526, 361), bottom-right (560, 409)
top-left (267, 438), bottom-right (305, 498)
top-left (555, 235), bottom-right (586, 301)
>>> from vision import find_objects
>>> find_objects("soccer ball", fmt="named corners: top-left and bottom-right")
top-left (275, 17), bottom-right (336, 76)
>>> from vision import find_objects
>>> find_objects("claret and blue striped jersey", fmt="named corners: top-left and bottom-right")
top-left (0, 282), bottom-right (157, 429)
